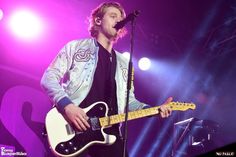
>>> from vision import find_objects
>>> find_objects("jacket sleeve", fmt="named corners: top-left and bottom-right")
top-left (40, 42), bottom-right (73, 112)
top-left (128, 68), bottom-right (151, 111)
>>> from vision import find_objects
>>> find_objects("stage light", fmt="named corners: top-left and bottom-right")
top-left (0, 9), bottom-right (3, 20)
top-left (122, 52), bottom-right (130, 60)
top-left (8, 9), bottom-right (44, 41)
top-left (138, 57), bottom-right (151, 71)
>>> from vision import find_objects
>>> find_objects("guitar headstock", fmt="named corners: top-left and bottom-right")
top-left (168, 102), bottom-right (196, 111)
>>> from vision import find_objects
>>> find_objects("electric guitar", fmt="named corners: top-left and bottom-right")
top-left (45, 101), bottom-right (196, 157)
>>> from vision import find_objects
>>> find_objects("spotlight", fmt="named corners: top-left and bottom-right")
top-left (138, 57), bottom-right (151, 71)
top-left (8, 9), bottom-right (44, 41)
top-left (0, 9), bottom-right (3, 20)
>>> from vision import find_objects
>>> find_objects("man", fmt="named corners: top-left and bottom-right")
top-left (41, 2), bottom-right (172, 157)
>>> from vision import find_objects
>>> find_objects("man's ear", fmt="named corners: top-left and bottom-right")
top-left (95, 17), bottom-right (102, 25)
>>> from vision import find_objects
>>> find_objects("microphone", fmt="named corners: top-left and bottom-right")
top-left (114, 10), bottom-right (140, 30)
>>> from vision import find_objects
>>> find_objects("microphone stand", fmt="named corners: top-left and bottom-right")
top-left (122, 15), bottom-right (137, 157)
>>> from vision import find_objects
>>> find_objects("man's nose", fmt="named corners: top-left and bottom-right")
top-left (116, 17), bottom-right (123, 23)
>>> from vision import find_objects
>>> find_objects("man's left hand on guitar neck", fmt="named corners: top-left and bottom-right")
top-left (159, 97), bottom-right (173, 118)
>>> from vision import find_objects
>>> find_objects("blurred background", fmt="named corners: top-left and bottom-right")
top-left (0, 0), bottom-right (236, 156)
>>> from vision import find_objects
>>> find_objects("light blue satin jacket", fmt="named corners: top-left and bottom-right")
top-left (41, 38), bottom-right (148, 114)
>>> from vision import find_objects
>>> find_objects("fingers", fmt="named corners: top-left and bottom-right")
top-left (164, 96), bottom-right (173, 104)
top-left (72, 118), bottom-right (83, 131)
top-left (79, 115), bottom-right (90, 129)
top-left (73, 114), bottom-right (90, 132)
top-left (64, 104), bottom-right (90, 132)
top-left (159, 106), bottom-right (171, 118)
top-left (74, 116), bottom-right (88, 131)
top-left (158, 96), bottom-right (173, 118)
top-left (71, 116), bottom-right (90, 132)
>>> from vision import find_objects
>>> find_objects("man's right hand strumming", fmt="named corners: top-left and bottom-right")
top-left (63, 104), bottom-right (90, 131)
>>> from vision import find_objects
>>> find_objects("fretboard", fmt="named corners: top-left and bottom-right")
top-left (99, 106), bottom-right (159, 127)
top-left (98, 102), bottom-right (195, 127)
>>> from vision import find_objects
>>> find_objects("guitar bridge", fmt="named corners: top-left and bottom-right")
top-left (89, 117), bottom-right (101, 131)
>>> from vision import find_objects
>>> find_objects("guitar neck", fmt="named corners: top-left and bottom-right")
top-left (99, 106), bottom-right (159, 127)
top-left (98, 102), bottom-right (196, 127)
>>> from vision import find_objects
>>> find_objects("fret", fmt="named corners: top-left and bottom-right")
top-left (130, 112), bottom-right (136, 119)
top-left (137, 110), bottom-right (144, 118)
top-left (112, 115), bottom-right (118, 124)
top-left (131, 111), bottom-right (138, 119)
top-left (141, 110), bottom-right (146, 116)
top-left (137, 110), bottom-right (142, 117)
top-left (144, 108), bottom-right (149, 116)
top-left (113, 115), bottom-right (119, 123)
top-left (117, 114), bottom-right (122, 122)
top-left (117, 114), bottom-right (121, 122)
top-left (136, 110), bottom-right (141, 117)
top-left (131, 112), bottom-right (135, 119)
top-left (110, 115), bottom-right (115, 124)
top-left (129, 112), bottom-right (133, 119)
top-left (118, 114), bottom-right (123, 122)
top-left (136, 110), bottom-right (142, 117)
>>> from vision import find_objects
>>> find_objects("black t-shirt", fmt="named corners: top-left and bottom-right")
top-left (79, 42), bottom-right (119, 135)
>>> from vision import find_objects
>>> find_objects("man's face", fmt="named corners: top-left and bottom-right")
top-left (99, 6), bottom-right (123, 40)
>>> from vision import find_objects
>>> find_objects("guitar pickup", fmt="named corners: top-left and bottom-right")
top-left (89, 117), bottom-right (101, 131)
